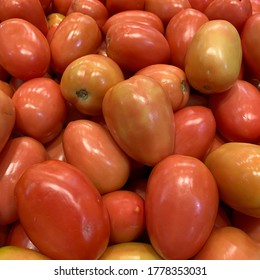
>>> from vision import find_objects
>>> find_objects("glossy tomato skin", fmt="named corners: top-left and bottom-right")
top-left (50, 12), bottom-right (102, 75)
top-left (0, 18), bottom-right (50, 81)
top-left (15, 160), bottom-right (110, 260)
top-left (209, 79), bottom-right (260, 143)
top-left (205, 142), bottom-right (260, 218)
top-left (106, 22), bottom-right (171, 73)
top-left (102, 75), bottom-right (175, 166)
top-left (63, 119), bottom-right (131, 194)
top-left (12, 77), bottom-right (67, 144)
top-left (185, 20), bottom-right (242, 94)
top-left (0, 136), bottom-right (49, 226)
top-left (165, 8), bottom-right (209, 70)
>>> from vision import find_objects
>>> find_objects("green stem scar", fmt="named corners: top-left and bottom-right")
top-left (76, 89), bottom-right (88, 100)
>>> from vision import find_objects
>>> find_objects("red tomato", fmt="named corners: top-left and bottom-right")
top-left (250, 0), bottom-right (260, 14)
top-left (188, 0), bottom-right (213, 11)
top-left (50, 12), bottom-right (102, 75)
top-left (209, 79), bottom-right (260, 143)
top-left (63, 119), bottom-right (131, 194)
top-left (45, 130), bottom-right (66, 162)
top-left (241, 13), bottom-right (260, 81)
top-left (67, 0), bottom-right (109, 28)
top-left (144, 0), bottom-right (191, 27)
top-left (102, 190), bottom-right (145, 244)
top-left (0, 18), bottom-right (50, 81)
top-left (106, 0), bottom-right (145, 15)
top-left (165, 8), bottom-right (209, 70)
top-left (52, 0), bottom-right (73, 14)
top-left (0, 136), bottom-right (49, 226)
top-left (12, 77), bottom-right (67, 144)
top-left (193, 226), bottom-right (260, 260)
top-left (173, 106), bottom-right (216, 160)
top-left (105, 22), bottom-right (170, 73)
top-left (145, 154), bottom-right (219, 259)
top-left (136, 64), bottom-right (190, 112)
top-left (46, 13), bottom-right (65, 43)
top-left (15, 159), bottom-right (110, 260)
top-left (102, 75), bottom-right (175, 166)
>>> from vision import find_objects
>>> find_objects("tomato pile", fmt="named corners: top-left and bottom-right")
top-left (0, 0), bottom-right (260, 260)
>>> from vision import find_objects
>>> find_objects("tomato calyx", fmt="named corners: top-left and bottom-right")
top-left (76, 88), bottom-right (89, 101)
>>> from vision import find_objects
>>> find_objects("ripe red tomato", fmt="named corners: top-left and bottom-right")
top-left (0, 18), bottom-right (50, 81)
top-left (145, 154), bottom-right (219, 259)
top-left (12, 77), bottom-right (67, 144)
top-left (188, 0), bottom-right (213, 11)
top-left (105, 0), bottom-right (145, 15)
top-left (15, 159), bottom-right (110, 260)
top-left (102, 75), bottom-right (175, 166)
top-left (250, 0), bottom-right (260, 14)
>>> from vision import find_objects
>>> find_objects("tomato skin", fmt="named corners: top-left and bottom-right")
top-left (102, 75), bottom-right (175, 166)
top-left (0, 18), bottom-right (50, 81)
top-left (145, 154), bottom-right (219, 260)
top-left (50, 12), bottom-right (102, 75)
top-left (106, 0), bottom-right (145, 15)
top-left (63, 119), bottom-right (131, 194)
top-left (12, 77), bottom-right (67, 144)
top-left (209, 80), bottom-right (260, 143)
top-left (106, 22), bottom-right (171, 73)
top-left (165, 8), bottom-right (209, 70)
top-left (185, 20), bottom-right (242, 94)
top-left (15, 159), bottom-right (110, 260)
top-left (205, 142), bottom-right (260, 218)
top-left (45, 130), bottom-right (66, 162)
top-left (250, 0), bottom-right (260, 14)
top-left (188, 0), bottom-right (213, 11)
top-left (52, 0), bottom-right (73, 14)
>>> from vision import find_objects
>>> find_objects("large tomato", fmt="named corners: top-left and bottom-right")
top-left (102, 75), bottom-right (175, 166)
top-left (145, 154), bottom-right (219, 260)
top-left (185, 20), bottom-right (242, 94)
top-left (0, 18), bottom-right (50, 80)
top-left (15, 160), bottom-right (110, 260)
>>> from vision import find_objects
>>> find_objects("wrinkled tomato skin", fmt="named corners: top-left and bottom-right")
top-left (0, 136), bottom-right (49, 226)
top-left (209, 79), bottom-right (260, 143)
top-left (165, 8), bottom-right (209, 70)
top-left (15, 160), bottom-right (110, 260)
top-left (12, 77), bottom-right (67, 144)
top-left (0, 18), bottom-right (50, 81)
top-left (106, 22), bottom-right (170, 73)
top-left (63, 119), bottom-right (131, 194)
top-left (173, 106), bottom-right (216, 160)
top-left (145, 154), bottom-right (219, 260)
top-left (106, 0), bottom-right (145, 15)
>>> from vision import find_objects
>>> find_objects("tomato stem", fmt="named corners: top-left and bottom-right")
top-left (76, 89), bottom-right (88, 100)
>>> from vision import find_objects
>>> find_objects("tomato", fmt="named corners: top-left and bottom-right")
top-left (67, 0), bottom-right (109, 28)
top-left (99, 242), bottom-right (162, 260)
top-left (173, 106), bottom-right (216, 160)
top-left (12, 77), bottom-right (67, 144)
top-left (165, 8), bottom-right (209, 70)
top-left (63, 119), bottom-right (131, 194)
top-left (52, 0), bottom-right (73, 14)
top-left (145, 154), bottom-right (219, 260)
top-left (102, 190), bottom-right (145, 244)
top-left (214, 204), bottom-right (231, 229)
top-left (15, 159), bottom-right (110, 260)
top-left (204, 142), bottom-right (260, 218)
top-left (60, 54), bottom-right (124, 116)
top-left (0, 81), bottom-right (14, 98)
top-left (144, 0), bottom-right (191, 27)
top-left (193, 226), bottom-right (260, 260)
top-left (0, 136), bottom-right (49, 226)
top-left (0, 246), bottom-right (50, 260)
top-left (105, 0), bottom-right (145, 15)
top-left (0, 18), bottom-right (50, 81)
top-left (102, 75), bottom-right (175, 166)
top-left (0, 0), bottom-right (48, 35)
top-left (250, 0), bottom-right (260, 14)
top-left (105, 22), bottom-right (171, 73)
top-left (101, 10), bottom-right (164, 35)
top-left (50, 12), bottom-right (102, 75)
top-left (185, 20), bottom-right (242, 94)
top-left (204, 0), bottom-right (252, 32)
top-left (136, 64), bottom-right (190, 112)
top-left (0, 90), bottom-right (15, 153)
top-left (39, 0), bottom-right (52, 10)
top-left (46, 13), bottom-right (65, 43)
top-left (209, 79), bottom-right (260, 143)
top-left (188, 0), bottom-right (213, 11)
top-left (45, 130), bottom-right (66, 162)
top-left (203, 132), bottom-right (226, 159)
top-left (126, 177), bottom-right (148, 200)
top-left (241, 13), bottom-right (260, 81)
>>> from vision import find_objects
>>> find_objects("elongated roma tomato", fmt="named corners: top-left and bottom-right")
top-left (102, 75), bottom-right (175, 166)
top-left (185, 20), bottom-right (242, 94)
top-left (63, 119), bottom-right (131, 194)
top-left (145, 154), bottom-right (219, 260)
top-left (0, 18), bottom-right (50, 81)
top-left (205, 142), bottom-right (260, 218)
top-left (15, 160), bottom-right (110, 260)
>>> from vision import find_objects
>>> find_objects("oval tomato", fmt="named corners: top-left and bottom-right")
top-left (0, 18), bottom-right (50, 81)
top-left (15, 159), bottom-right (110, 260)
top-left (102, 75), bottom-right (175, 166)
top-left (145, 154), bottom-right (219, 260)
